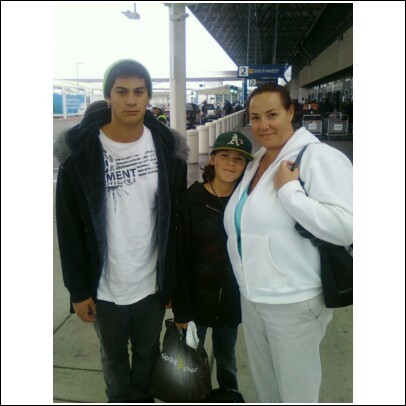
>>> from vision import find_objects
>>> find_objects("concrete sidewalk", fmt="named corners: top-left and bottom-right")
top-left (53, 124), bottom-right (353, 403)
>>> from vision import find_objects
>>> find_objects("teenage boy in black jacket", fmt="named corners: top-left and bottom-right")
top-left (55, 59), bottom-right (188, 403)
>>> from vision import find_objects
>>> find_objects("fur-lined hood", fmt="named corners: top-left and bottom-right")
top-left (53, 108), bottom-right (189, 165)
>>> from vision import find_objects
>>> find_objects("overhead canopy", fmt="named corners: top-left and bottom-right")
top-left (194, 85), bottom-right (233, 95)
top-left (187, 3), bottom-right (353, 79)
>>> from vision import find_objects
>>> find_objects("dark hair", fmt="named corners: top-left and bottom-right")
top-left (202, 162), bottom-right (216, 183)
top-left (153, 107), bottom-right (164, 116)
top-left (246, 82), bottom-right (292, 118)
top-left (103, 60), bottom-right (152, 98)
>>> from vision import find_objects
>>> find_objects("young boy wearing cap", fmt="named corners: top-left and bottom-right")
top-left (55, 59), bottom-right (188, 403)
top-left (172, 131), bottom-right (253, 393)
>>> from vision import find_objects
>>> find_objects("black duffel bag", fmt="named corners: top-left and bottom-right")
top-left (295, 223), bottom-right (353, 308)
top-left (292, 145), bottom-right (353, 308)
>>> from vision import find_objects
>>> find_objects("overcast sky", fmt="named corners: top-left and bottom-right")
top-left (53, 2), bottom-right (237, 80)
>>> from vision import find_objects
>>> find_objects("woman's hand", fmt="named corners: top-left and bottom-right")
top-left (274, 160), bottom-right (299, 191)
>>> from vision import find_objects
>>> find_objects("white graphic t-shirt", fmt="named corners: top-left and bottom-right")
top-left (97, 126), bottom-right (159, 304)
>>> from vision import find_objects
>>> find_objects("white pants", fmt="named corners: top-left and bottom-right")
top-left (241, 294), bottom-right (333, 403)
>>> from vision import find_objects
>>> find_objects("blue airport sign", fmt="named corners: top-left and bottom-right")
top-left (53, 93), bottom-right (85, 115)
top-left (238, 64), bottom-right (288, 82)
top-left (66, 94), bottom-right (85, 114)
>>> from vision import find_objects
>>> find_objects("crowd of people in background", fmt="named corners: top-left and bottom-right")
top-left (149, 95), bottom-right (352, 129)
top-left (199, 99), bottom-right (246, 124)
top-left (297, 96), bottom-right (352, 118)
top-left (148, 99), bottom-right (248, 128)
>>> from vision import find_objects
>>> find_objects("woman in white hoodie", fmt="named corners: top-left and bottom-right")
top-left (224, 83), bottom-right (353, 403)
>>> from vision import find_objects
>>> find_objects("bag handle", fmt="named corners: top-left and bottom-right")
top-left (291, 144), bottom-right (310, 171)
top-left (291, 144), bottom-right (311, 191)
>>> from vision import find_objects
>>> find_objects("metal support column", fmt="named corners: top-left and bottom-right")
top-left (168, 4), bottom-right (188, 135)
top-left (62, 88), bottom-right (67, 119)
top-left (244, 4), bottom-right (251, 104)
top-left (273, 4), bottom-right (279, 64)
top-left (243, 79), bottom-right (248, 103)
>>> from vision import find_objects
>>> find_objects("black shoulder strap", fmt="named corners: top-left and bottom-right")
top-left (292, 144), bottom-right (312, 192)
top-left (292, 144), bottom-right (310, 170)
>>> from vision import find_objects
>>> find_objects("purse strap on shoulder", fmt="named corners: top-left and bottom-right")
top-left (292, 144), bottom-right (311, 191)
top-left (292, 144), bottom-right (310, 170)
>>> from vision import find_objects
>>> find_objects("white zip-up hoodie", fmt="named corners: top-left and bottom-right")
top-left (224, 127), bottom-right (353, 304)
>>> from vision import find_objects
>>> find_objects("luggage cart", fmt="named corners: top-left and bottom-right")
top-left (324, 112), bottom-right (348, 140)
top-left (303, 114), bottom-right (322, 137)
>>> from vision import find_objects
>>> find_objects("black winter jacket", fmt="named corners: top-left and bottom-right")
top-left (54, 108), bottom-right (188, 311)
top-left (172, 182), bottom-right (241, 327)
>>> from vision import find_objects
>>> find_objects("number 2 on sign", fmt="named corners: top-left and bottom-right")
top-left (239, 66), bottom-right (248, 77)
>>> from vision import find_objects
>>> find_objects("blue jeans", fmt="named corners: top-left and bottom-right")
top-left (93, 292), bottom-right (164, 403)
top-left (196, 323), bottom-right (239, 390)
